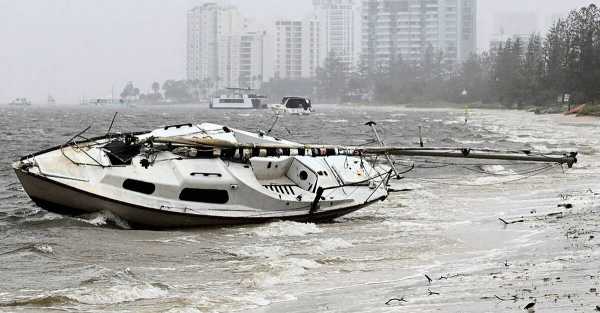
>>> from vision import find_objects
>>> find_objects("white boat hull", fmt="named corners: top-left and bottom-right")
top-left (13, 124), bottom-right (389, 228)
top-left (15, 169), bottom-right (383, 228)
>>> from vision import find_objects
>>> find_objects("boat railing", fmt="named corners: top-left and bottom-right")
top-left (59, 126), bottom-right (107, 168)
top-left (310, 168), bottom-right (393, 214)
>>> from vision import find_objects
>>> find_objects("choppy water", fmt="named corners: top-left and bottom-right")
top-left (1, 104), bottom-right (600, 312)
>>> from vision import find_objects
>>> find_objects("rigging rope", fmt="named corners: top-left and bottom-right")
top-left (411, 163), bottom-right (561, 187)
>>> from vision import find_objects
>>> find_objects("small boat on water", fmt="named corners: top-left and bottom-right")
top-left (270, 97), bottom-right (313, 115)
top-left (210, 88), bottom-right (267, 109)
top-left (8, 98), bottom-right (32, 106)
top-left (80, 97), bottom-right (120, 106)
top-left (12, 121), bottom-right (577, 228)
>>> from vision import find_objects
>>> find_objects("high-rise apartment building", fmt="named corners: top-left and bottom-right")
top-left (187, 3), bottom-right (265, 89)
top-left (238, 30), bottom-right (266, 88)
top-left (274, 18), bottom-right (320, 79)
top-left (313, 0), bottom-right (357, 68)
top-left (361, 0), bottom-right (477, 70)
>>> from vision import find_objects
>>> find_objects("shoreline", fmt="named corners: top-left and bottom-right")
top-left (341, 101), bottom-right (600, 117)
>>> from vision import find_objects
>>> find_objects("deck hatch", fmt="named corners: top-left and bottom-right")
top-left (179, 189), bottom-right (229, 204)
top-left (123, 179), bottom-right (155, 195)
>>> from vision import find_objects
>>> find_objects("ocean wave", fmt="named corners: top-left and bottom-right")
top-left (5, 182), bottom-right (25, 192)
top-left (68, 283), bottom-right (169, 305)
top-left (235, 245), bottom-right (289, 259)
top-left (4, 282), bottom-right (170, 307)
top-left (246, 258), bottom-right (321, 288)
top-left (228, 294), bottom-right (271, 306)
top-left (33, 243), bottom-right (54, 254)
top-left (0, 295), bottom-right (73, 307)
top-left (467, 175), bottom-right (522, 186)
top-left (163, 307), bottom-right (204, 313)
top-left (316, 256), bottom-right (350, 265)
top-left (77, 210), bottom-right (131, 229)
top-left (479, 165), bottom-right (515, 175)
top-left (251, 221), bottom-right (322, 237)
top-left (134, 235), bottom-right (207, 245)
top-left (0, 243), bottom-right (54, 257)
top-left (452, 139), bottom-right (485, 145)
top-left (313, 238), bottom-right (352, 253)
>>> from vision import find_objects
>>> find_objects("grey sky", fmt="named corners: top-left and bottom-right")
top-left (0, 0), bottom-right (594, 104)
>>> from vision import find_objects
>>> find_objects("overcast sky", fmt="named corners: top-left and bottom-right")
top-left (0, 0), bottom-right (594, 104)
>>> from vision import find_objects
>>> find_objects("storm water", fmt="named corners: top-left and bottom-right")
top-left (1, 104), bottom-right (599, 312)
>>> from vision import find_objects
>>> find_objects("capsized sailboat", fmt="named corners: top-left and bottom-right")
top-left (12, 122), bottom-right (577, 228)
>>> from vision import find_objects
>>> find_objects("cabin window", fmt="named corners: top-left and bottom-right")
top-left (179, 188), bottom-right (229, 204)
top-left (123, 179), bottom-right (155, 195)
top-left (219, 99), bottom-right (244, 103)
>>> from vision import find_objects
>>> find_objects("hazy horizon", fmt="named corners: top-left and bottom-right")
top-left (0, 0), bottom-right (594, 104)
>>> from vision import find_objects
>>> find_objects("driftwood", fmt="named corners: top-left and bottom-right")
top-left (499, 218), bottom-right (524, 225)
top-left (385, 297), bottom-right (407, 305)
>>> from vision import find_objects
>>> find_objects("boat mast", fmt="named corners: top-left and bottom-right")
top-left (149, 137), bottom-right (578, 168)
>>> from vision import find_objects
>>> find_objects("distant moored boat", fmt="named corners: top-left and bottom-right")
top-left (210, 88), bottom-right (267, 109)
top-left (8, 98), bottom-right (32, 106)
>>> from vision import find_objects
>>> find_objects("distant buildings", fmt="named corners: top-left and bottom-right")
top-left (361, 0), bottom-right (477, 70)
top-left (187, 0), bottom-right (478, 85)
top-left (274, 18), bottom-right (320, 79)
top-left (186, 3), bottom-right (265, 89)
top-left (313, 0), bottom-right (357, 69)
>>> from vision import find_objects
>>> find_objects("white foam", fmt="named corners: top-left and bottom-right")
top-left (453, 139), bottom-right (485, 144)
top-left (33, 244), bottom-right (54, 254)
top-left (163, 307), bottom-right (203, 313)
top-left (531, 144), bottom-right (553, 153)
top-left (251, 258), bottom-right (321, 288)
top-left (230, 294), bottom-right (271, 306)
top-left (468, 175), bottom-right (522, 185)
top-left (315, 238), bottom-right (352, 253)
top-left (236, 245), bottom-right (289, 259)
top-left (78, 210), bottom-right (131, 229)
top-left (252, 221), bottom-right (322, 238)
top-left (68, 284), bottom-right (168, 305)
top-left (480, 165), bottom-right (509, 174)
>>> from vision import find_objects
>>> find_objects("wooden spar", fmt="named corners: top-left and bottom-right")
top-left (149, 137), bottom-right (578, 167)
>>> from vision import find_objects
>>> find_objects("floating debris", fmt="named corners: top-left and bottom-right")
top-left (523, 302), bottom-right (535, 312)
top-left (424, 274), bottom-right (432, 285)
top-left (385, 297), bottom-right (407, 305)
